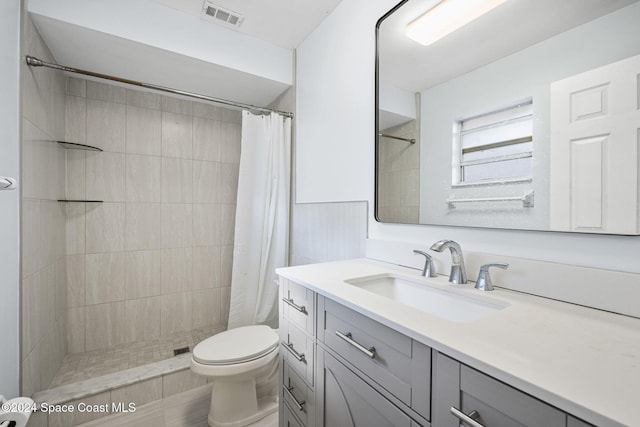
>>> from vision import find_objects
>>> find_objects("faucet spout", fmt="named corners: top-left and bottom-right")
top-left (430, 240), bottom-right (467, 284)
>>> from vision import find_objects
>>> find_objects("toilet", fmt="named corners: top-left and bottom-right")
top-left (190, 325), bottom-right (280, 427)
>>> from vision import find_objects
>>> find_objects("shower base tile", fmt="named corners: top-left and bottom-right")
top-left (49, 325), bottom-right (224, 388)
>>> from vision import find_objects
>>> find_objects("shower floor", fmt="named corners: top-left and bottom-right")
top-left (49, 325), bottom-right (225, 388)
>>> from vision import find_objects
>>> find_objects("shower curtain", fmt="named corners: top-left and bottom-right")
top-left (227, 111), bottom-right (292, 329)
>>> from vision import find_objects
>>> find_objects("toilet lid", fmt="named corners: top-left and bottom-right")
top-left (193, 325), bottom-right (279, 365)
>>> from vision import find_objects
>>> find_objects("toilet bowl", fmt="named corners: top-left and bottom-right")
top-left (190, 325), bottom-right (280, 427)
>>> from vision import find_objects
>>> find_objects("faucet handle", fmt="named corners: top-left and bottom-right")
top-left (475, 263), bottom-right (509, 291)
top-left (413, 250), bottom-right (437, 277)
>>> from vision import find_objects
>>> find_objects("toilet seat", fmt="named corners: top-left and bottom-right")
top-left (193, 325), bottom-right (279, 365)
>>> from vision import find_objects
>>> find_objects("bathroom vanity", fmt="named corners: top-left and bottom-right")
top-left (277, 259), bottom-right (640, 427)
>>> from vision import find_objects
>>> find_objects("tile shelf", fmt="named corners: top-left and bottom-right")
top-left (58, 140), bottom-right (103, 203)
top-left (57, 141), bottom-right (103, 152)
top-left (58, 200), bottom-right (104, 203)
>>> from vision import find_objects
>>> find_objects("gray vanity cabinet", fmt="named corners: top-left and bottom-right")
top-left (432, 351), bottom-right (583, 427)
top-left (315, 346), bottom-right (421, 427)
top-left (279, 275), bottom-right (596, 427)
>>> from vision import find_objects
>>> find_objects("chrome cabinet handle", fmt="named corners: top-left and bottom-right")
top-left (282, 297), bottom-right (307, 315)
top-left (281, 341), bottom-right (306, 363)
top-left (284, 386), bottom-right (305, 411)
top-left (335, 331), bottom-right (376, 359)
top-left (450, 407), bottom-right (485, 427)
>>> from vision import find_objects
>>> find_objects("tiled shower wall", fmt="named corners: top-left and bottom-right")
top-left (21, 15), bottom-right (68, 397)
top-left (377, 119), bottom-right (420, 223)
top-left (64, 77), bottom-right (239, 354)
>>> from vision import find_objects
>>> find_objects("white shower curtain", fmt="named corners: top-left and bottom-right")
top-left (227, 111), bottom-right (291, 329)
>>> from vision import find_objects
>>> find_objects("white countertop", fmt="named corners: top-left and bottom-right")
top-left (276, 258), bottom-right (640, 427)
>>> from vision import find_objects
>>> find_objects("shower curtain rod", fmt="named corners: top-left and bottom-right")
top-left (25, 55), bottom-right (294, 118)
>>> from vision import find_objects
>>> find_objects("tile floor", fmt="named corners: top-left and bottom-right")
top-left (50, 325), bottom-right (225, 388)
top-left (73, 385), bottom-right (278, 427)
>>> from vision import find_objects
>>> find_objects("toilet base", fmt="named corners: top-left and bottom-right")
top-left (208, 378), bottom-right (278, 427)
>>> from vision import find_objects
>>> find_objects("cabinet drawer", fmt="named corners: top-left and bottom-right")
top-left (283, 360), bottom-right (315, 427)
top-left (282, 402), bottom-right (304, 427)
top-left (433, 352), bottom-right (564, 427)
top-left (281, 278), bottom-right (315, 336)
top-left (320, 349), bottom-right (415, 427)
top-left (319, 297), bottom-right (431, 418)
top-left (458, 365), bottom-right (565, 427)
top-left (280, 319), bottom-right (314, 386)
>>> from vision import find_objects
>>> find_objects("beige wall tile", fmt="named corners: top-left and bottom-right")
top-left (22, 199), bottom-right (41, 278)
top-left (77, 401), bottom-right (164, 427)
top-left (22, 273), bottom-right (42, 356)
top-left (192, 246), bottom-right (220, 290)
top-left (192, 288), bottom-right (221, 329)
top-left (220, 205), bottom-right (236, 246)
top-left (219, 163), bottom-right (239, 204)
top-left (161, 96), bottom-right (192, 116)
top-left (193, 160), bottom-right (220, 203)
top-left (192, 103), bottom-right (222, 121)
top-left (65, 95), bottom-right (86, 144)
top-left (87, 81), bottom-right (126, 104)
top-left (220, 246), bottom-right (233, 288)
top-left (161, 157), bottom-right (193, 203)
top-left (85, 302), bottom-right (126, 351)
top-left (125, 250), bottom-right (161, 299)
top-left (127, 89), bottom-right (161, 110)
top-left (192, 117), bottom-right (221, 162)
top-left (125, 297), bottom-right (162, 342)
top-left (220, 286), bottom-right (231, 326)
top-left (160, 293), bottom-right (192, 335)
top-left (126, 106), bottom-right (161, 156)
top-left (161, 248), bottom-right (193, 295)
top-left (67, 306), bottom-right (86, 354)
top-left (48, 390), bottom-right (111, 427)
top-left (86, 203), bottom-right (126, 253)
top-left (65, 202), bottom-right (86, 255)
top-left (67, 254), bottom-right (86, 308)
top-left (86, 152), bottom-right (126, 202)
top-left (87, 99), bottom-right (126, 153)
top-left (86, 252), bottom-right (125, 305)
top-left (162, 370), bottom-right (206, 398)
top-left (161, 112), bottom-right (192, 159)
top-left (66, 77), bottom-right (86, 97)
top-left (192, 204), bottom-right (220, 247)
top-left (125, 203), bottom-right (162, 251)
top-left (65, 149), bottom-right (87, 201)
top-left (111, 377), bottom-right (163, 409)
top-left (125, 154), bottom-right (162, 203)
top-left (220, 122), bottom-right (241, 164)
top-left (161, 204), bottom-right (193, 248)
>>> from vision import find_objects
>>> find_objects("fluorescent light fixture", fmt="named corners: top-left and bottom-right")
top-left (405, 0), bottom-right (509, 46)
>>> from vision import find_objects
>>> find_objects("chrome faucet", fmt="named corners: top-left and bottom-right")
top-left (413, 250), bottom-right (437, 277)
top-left (430, 240), bottom-right (467, 284)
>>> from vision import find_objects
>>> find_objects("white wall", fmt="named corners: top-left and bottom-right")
top-left (296, 0), bottom-right (640, 276)
top-left (0, 0), bottom-right (22, 398)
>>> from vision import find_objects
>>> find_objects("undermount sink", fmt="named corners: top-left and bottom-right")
top-left (344, 274), bottom-right (508, 323)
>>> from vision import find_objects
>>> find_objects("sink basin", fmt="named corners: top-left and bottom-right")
top-left (344, 274), bottom-right (508, 323)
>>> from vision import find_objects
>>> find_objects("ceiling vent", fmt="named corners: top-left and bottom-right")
top-left (202, 2), bottom-right (244, 27)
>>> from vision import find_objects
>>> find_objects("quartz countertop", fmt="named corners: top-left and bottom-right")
top-left (276, 258), bottom-right (640, 427)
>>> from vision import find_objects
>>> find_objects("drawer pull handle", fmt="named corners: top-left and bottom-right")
top-left (450, 407), bottom-right (485, 427)
top-left (285, 385), bottom-right (306, 411)
top-left (281, 341), bottom-right (306, 363)
top-left (282, 297), bottom-right (307, 315)
top-left (335, 331), bottom-right (376, 359)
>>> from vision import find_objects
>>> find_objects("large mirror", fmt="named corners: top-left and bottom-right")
top-left (376, 0), bottom-right (640, 234)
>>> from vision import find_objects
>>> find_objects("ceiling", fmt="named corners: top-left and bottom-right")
top-left (28, 0), bottom-right (344, 109)
top-left (152, 0), bottom-right (344, 49)
top-left (379, 0), bottom-right (640, 93)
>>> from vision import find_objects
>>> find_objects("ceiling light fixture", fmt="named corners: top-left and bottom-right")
top-left (405, 0), bottom-right (509, 46)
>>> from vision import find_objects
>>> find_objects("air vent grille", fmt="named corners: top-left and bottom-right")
top-left (202, 2), bottom-right (244, 27)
